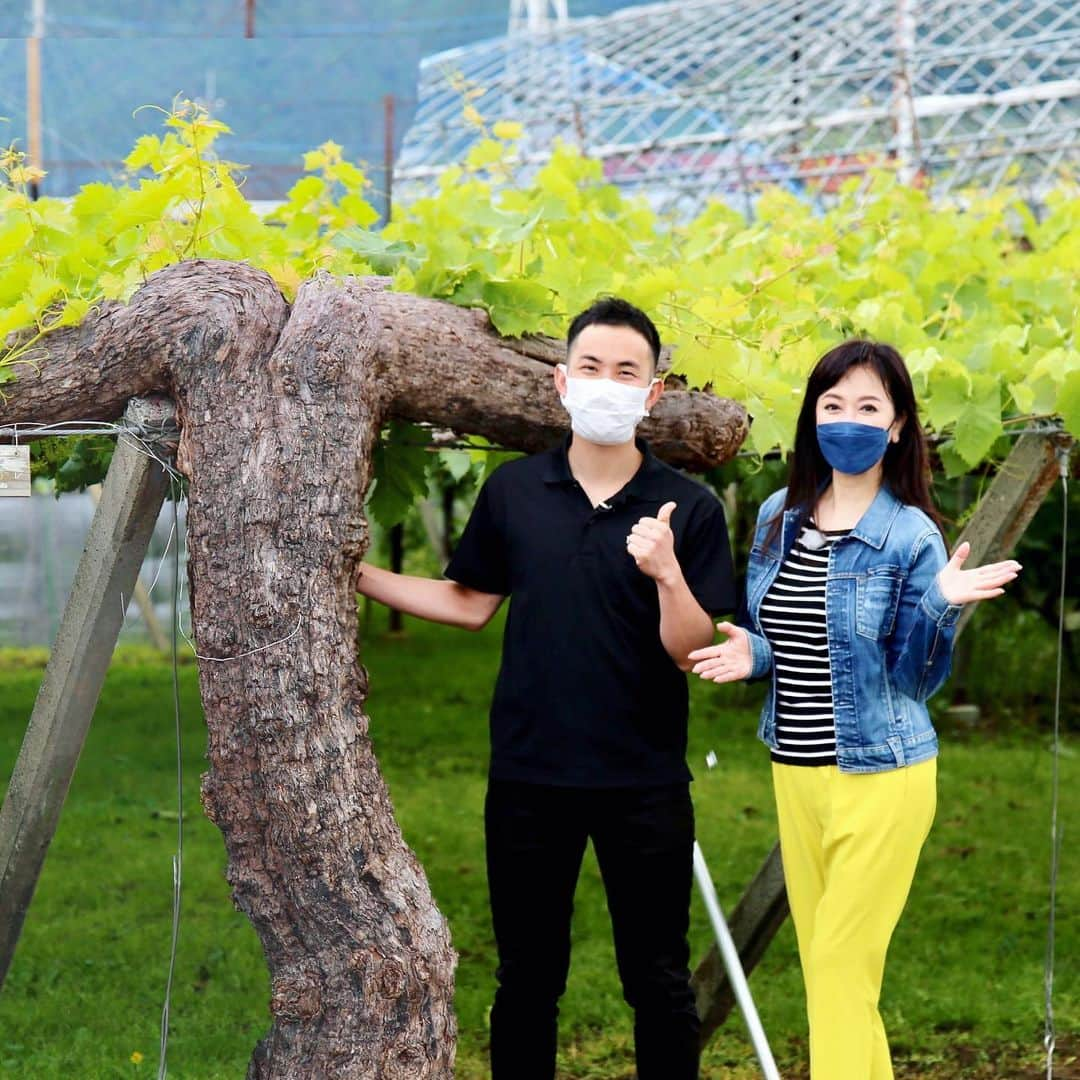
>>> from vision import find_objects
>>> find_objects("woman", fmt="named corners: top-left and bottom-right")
top-left (688, 340), bottom-right (1020, 1079)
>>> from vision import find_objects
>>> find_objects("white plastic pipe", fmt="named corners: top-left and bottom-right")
top-left (693, 841), bottom-right (782, 1080)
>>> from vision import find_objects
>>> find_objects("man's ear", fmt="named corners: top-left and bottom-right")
top-left (645, 376), bottom-right (664, 413)
top-left (554, 362), bottom-right (569, 397)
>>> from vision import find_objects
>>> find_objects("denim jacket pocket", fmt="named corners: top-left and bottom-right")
top-left (855, 568), bottom-right (902, 640)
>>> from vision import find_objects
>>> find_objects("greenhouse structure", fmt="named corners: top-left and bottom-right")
top-left (396, 0), bottom-right (1080, 215)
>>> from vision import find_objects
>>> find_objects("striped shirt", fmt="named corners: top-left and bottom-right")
top-left (759, 522), bottom-right (849, 767)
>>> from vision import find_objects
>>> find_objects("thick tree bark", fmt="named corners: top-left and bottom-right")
top-left (373, 289), bottom-right (747, 469)
top-left (10, 271), bottom-right (747, 473)
top-left (175, 273), bottom-right (459, 1078)
top-left (1, 260), bottom-right (748, 1077)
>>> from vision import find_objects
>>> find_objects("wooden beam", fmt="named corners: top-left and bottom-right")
top-left (693, 427), bottom-right (1073, 1045)
top-left (88, 483), bottom-right (171, 653)
top-left (0, 413), bottom-right (172, 989)
top-left (953, 428), bottom-right (1072, 635)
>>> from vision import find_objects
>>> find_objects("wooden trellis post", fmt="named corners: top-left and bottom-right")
top-left (692, 426), bottom-right (1074, 1044)
top-left (0, 400), bottom-right (176, 988)
top-left (87, 483), bottom-right (171, 653)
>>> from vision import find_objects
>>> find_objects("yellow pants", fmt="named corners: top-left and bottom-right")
top-left (772, 757), bottom-right (937, 1080)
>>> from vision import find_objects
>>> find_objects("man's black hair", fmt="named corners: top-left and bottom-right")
top-left (566, 296), bottom-right (661, 368)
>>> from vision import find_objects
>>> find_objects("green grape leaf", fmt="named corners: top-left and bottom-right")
top-left (744, 395), bottom-right (790, 458)
top-left (367, 422), bottom-right (434, 529)
top-left (936, 440), bottom-right (970, 480)
top-left (466, 138), bottom-right (507, 171)
top-left (25, 269), bottom-right (64, 312)
top-left (0, 302), bottom-right (33, 338)
top-left (481, 279), bottom-right (554, 337)
top-left (1008, 381), bottom-right (1035, 414)
top-left (124, 134), bottom-right (164, 172)
top-left (338, 194), bottom-right (379, 229)
top-left (924, 361), bottom-right (972, 434)
top-left (333, 229), bottom-right (419, 275)
top-left (1056, 369), bottom-right (1080, 439)
top-left (71, 182), bottom-right (122, 221)
top-left (438, 449), bottom-right (474, 482)
top-left (0, 218), bottom-right (33, 260)
top-left (953, 376), bottom-right (1003, 468)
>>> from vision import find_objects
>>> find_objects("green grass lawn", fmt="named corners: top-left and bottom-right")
top-left (0, 618), bottom-right (1075, 1079)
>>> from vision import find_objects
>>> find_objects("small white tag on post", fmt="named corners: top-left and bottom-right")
top-left (0, 445), bottom-right (31, 496)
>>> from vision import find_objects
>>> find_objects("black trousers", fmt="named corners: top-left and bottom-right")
top-left (485, 779), bottom-right (700, 1080)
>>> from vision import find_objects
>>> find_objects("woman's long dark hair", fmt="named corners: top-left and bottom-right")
top-left (764, 339), bottom-right (942, 548)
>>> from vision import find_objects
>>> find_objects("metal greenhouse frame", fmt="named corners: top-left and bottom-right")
top-left (396, 0), bottom-right (1080, 215)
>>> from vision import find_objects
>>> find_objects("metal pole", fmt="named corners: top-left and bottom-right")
top-left (790, 7), bottom-right (803, 156)
top-left (25, 0), bottom-right (45, 200)
top-left (245, 0), bottom-right (255, 38)
top-left (693, 842), bottom-right (781, 1080)
top-left (894, 0), bottom-right (917, 184)
top-left (383, 92), bottom-right (395, 226)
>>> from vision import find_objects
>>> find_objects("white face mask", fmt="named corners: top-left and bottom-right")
top-left (556, 363), bottom-right (658, 446)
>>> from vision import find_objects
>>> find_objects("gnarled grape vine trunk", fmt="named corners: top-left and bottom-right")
top-left (1, 260), bottom-right (747, 1078)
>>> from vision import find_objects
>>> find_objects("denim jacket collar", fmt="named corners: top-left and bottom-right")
top-left (777, 483), bottom-right (903, 554)
top-left (848, 485), bottom-right (904, 550)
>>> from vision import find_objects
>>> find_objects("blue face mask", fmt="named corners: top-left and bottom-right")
top-left (816, 421), bottom-right (890, 475)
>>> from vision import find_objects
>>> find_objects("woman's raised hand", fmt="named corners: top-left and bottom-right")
top-left (937, 541), bottom-right (1022, 605)
top-left (688, 622), bottom-right (753, 683)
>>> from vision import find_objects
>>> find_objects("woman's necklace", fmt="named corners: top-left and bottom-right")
top-left (801, 518), bottom-right (829, 550)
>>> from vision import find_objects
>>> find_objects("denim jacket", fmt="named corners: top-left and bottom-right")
top-left (743, 485), bottom-right (962, 774)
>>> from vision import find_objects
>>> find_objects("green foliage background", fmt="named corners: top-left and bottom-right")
top-left (1, 101), bottom-right (1078, 518)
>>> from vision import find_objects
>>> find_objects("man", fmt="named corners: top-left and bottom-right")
top-left (354, 297), bottom-right (735, 1079)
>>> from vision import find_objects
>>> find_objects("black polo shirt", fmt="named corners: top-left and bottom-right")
top-left (445, 436), bottom-right (736, 788)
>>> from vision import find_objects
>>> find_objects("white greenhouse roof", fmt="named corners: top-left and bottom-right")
top-left (395, 0), bottom-right (1080, 214)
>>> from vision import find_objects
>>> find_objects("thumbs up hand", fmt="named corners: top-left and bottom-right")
top-left (936, 540), bottom-right (1022, 605)
top-left (626, 501), bottom-right (680, 583)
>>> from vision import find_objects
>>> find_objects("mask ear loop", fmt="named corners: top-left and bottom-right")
top-left (644, 374), bottom-right (663, 416)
